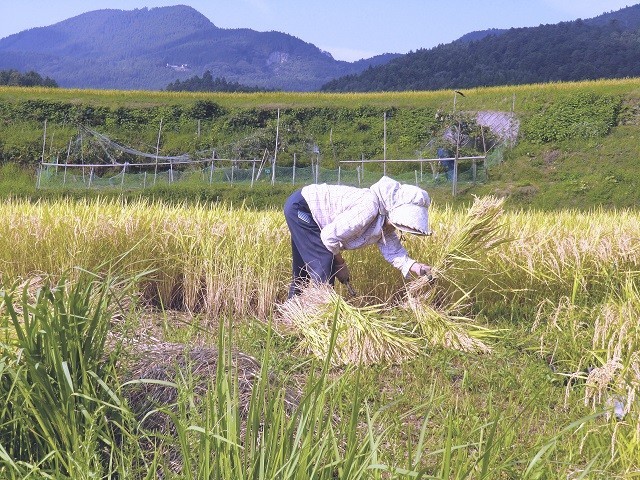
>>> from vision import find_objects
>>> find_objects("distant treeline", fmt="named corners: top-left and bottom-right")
top-left (166, 71), bottom-right (274, 93)
top-left (322, 18), bottom-right (640, 92)
top-left (0, 69), bottom-right (58, 88)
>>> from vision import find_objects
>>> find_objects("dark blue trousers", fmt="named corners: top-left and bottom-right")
top-left (284, 189), bottom-right (337, 298)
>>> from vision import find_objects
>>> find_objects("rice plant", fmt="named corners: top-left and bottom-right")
top-left (0, 272), bottom-right (136, 478)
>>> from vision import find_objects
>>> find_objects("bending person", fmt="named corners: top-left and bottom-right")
top-left (284, 175), bottom-right (432, 298)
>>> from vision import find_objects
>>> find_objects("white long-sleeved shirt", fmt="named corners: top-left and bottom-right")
top-left (301, 177), bottom-right (422, 277)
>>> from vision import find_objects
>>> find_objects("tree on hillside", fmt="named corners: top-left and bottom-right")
top-left (0, 70), bottom-right (58, 87)
top-left (166, 71), bottom-right (274, 93)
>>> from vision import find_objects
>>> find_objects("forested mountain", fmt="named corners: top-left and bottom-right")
top-left (0, 5), bottom-right (399, 91)
top-left (322, 4), bottom-right (640, 92)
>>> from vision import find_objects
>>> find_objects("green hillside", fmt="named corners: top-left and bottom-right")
top-left (0, 78), bottom-right (639, 209)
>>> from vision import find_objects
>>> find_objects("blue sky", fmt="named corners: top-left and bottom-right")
top-left (0, 1), bottom-right (635, 61)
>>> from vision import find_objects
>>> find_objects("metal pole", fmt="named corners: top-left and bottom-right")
top-left (383, 112), bottom-right (387, 176)
top-left (452, 157), bottom-right (458, 196)
top-left (452, 126), bottom-right (460, 197)
top-left (41, 119), bottom-right (47, 164)
top-left (154, 118), bottom-right (163, 185)
top-left (64, 140), bottom-right (71, 175)
top-left (80, 131), bottom-right (85, 182)
top-left (292, 153), bottom-right (296, 185)
top-left (272, 108), bottom-right (280, 186)
top-left (338, 166), bottom-right (341, 185)
top-left (251, 159), bottom-right (256, 188)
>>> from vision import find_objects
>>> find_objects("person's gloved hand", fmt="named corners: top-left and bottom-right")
top-left (335, 262), bottom-right (350, 285)
top-left (410, 262), bottom-right (432, 280)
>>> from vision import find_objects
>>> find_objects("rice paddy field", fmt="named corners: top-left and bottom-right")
top-left (0, 194), bottom-right (638, 479)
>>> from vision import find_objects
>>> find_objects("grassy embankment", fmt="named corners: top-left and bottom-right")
top-left (1, 78), bottom-right (639, 209)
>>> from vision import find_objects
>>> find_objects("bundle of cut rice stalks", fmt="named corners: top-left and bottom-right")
top-left (277, 283), bottom-right (420, 366)
top-left (403, 295), bottom-right (493, 354)
top-left (277, 196), bottom-right (507, 366)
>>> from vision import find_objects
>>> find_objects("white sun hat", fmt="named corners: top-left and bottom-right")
top-left (388, 203), bottom-right (431, 236)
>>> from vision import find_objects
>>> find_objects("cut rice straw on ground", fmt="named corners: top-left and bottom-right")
top-left (277, 283), bottom-right (420, 366)
top-left (277, 283), bottom-right (492, 366)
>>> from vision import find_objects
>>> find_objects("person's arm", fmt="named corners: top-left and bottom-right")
top-left (333, 253), bottom-right (350, 284)
top-left (378, 230), bottom-right (432, 278)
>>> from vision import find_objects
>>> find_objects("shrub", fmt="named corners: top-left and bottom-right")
top-left (522, 92), bottom-right (622, 143)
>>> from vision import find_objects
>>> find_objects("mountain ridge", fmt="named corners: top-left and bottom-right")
top-left (0, 5), bottom-right (400, 91)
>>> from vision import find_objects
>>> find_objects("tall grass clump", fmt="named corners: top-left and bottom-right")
top-left (0, 272), bottom-right (135, 478)
top-left (141, 320), bottom-right (394, 480)
top-left (0, 272), bottom-right (396, 479)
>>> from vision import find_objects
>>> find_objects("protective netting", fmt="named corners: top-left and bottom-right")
top-left (36, 126), bottom-right (497, 190)
top-left (37, 160), bottom-right (490, 189)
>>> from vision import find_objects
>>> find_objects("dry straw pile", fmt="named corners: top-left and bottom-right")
top-left (120, 343), bottom-right (262, 430)
top-left (277, 196), bottom-right (507, 366)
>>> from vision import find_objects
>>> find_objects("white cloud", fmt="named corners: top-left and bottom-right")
top-left (320, 46), bottom-right (379, 62)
